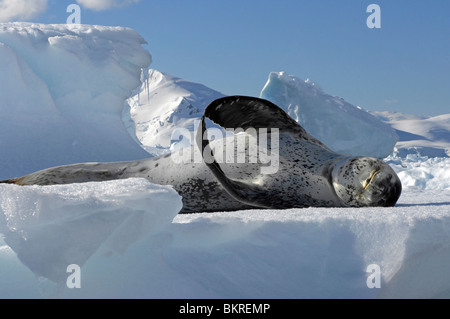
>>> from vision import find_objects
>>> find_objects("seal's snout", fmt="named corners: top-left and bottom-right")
top-left (360, 169), bottom-right (402, 207)
top-left (364, 168), bottom-right (402, 207)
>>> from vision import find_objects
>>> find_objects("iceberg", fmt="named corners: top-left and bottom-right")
top-left (124, 69), bottom-right (225, 156)
top-left (0, 23), bottom-right (152, 180)
top-left (260, 72), bottom-right (398, 158)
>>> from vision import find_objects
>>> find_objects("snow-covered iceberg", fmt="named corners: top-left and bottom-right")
top-left (124, 69), bottom-right (225, 156)
top-left (0, 23), bottom-right (152, 180)
top-left (260, 72), bottom-right (398, 158)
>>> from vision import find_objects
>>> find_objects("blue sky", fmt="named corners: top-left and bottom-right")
top-left (3, 0), bottom-right (450, 116)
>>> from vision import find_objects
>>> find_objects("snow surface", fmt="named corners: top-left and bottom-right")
top-left (0, 23), bottom-right (449, 299)
top-left (0, 182), bottom-right (449, 299)
top-left (260, 72), bottom-right (398, 158)
top-left (0, 23), bottom-right (152, 180)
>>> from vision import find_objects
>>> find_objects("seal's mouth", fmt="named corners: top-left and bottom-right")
top-left (362, 169), bottom-right (380, 191)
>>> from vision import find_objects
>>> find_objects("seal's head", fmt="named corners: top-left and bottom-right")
top-left (331, 156), bottom-right (402, 207)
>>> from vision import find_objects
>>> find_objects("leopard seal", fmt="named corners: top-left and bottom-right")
top-left (0, 96), bottom-right (402, 213)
